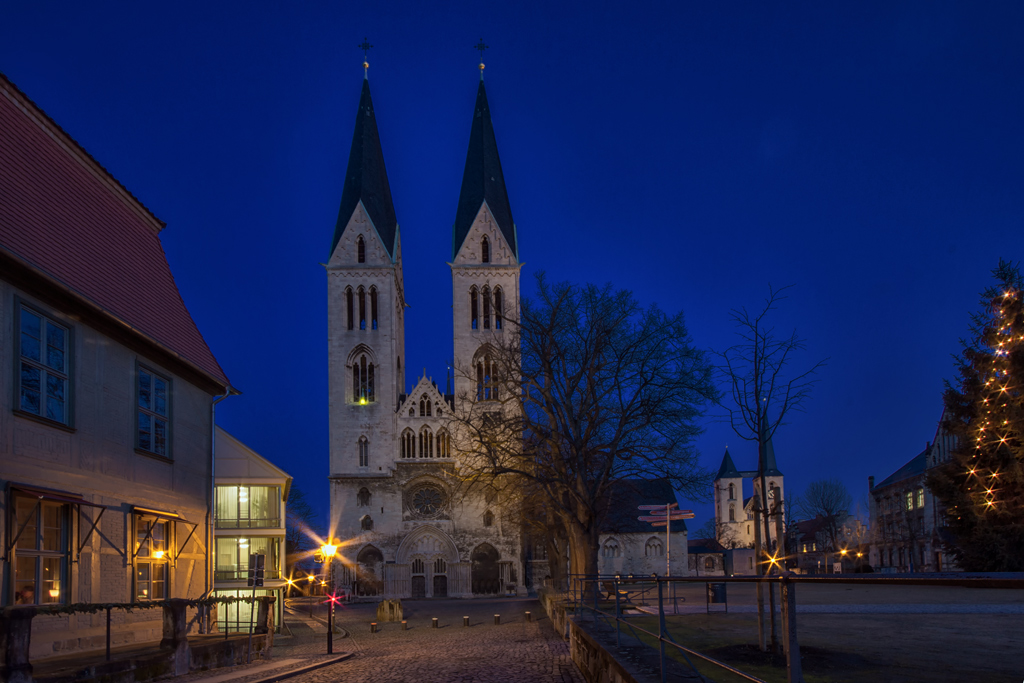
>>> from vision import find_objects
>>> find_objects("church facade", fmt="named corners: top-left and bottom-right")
top-left (326, 72), bottom-right (524, 599)
top-left (712, 444), bottom-right (785, 550)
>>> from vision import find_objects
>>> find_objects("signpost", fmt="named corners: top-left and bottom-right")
top-left (638, 504), bottom-right (694, 576)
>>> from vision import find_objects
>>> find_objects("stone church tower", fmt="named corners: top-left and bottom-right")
top-left (327, 72), bottom-right (524, 599)
top-left (712, 441), bottom-right (785, 549)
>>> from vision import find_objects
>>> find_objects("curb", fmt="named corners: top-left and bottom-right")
top-left (247, 654), bottom-right (353, 683)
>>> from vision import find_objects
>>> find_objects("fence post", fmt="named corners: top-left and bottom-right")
top-left (781, 575), bottom-right (803, 683)
top-left (160, 599), bottom-right (191, 676)
top-left (657, 579), bottom-right (666, 683)
top-left (0, 605), bottom-right (36, 683)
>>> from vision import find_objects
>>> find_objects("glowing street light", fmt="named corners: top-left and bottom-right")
top-left (319, 539), bottom-right (340, 654)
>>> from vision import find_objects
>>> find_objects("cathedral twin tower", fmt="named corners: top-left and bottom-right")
top-left (326, 72), bottom-right (525, 599)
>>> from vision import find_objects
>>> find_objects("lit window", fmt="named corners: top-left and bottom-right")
top-left (704, 557), bottom-right (715, 571)
top-left (18, 306), bottom-right (70, 425)
top-left (215, 486), bottom-right (281, 528)
top-left (906, 491), bottom-right (914, 510)
top-left (12, 496), bottom-right (68, 605)
top-left (136, 517), bottom-right (169, 600)
top-left (916, 488), bottom-right (924, 509)
top-left (353, 355), bottom-right (375, 403)
top-left (138, 367), bottom-right (171, 457)
top-left (215, 536), bottom-right (279, 581)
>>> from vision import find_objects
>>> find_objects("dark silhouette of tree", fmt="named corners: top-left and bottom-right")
top-left (451, 274), bottom-right (717, 596)
top-left (928, 260), bottom-right (1024, 571)
top-left (798, 478), bottom-right (853, 555)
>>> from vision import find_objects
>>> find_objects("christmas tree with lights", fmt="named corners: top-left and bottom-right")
top-left (929, 259), bottom-right (1024, 571)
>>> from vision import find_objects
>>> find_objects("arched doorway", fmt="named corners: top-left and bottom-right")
top-left (471, 543), bottom-right (500, 595)
top-left (355, 545), bottom-right (384, 596)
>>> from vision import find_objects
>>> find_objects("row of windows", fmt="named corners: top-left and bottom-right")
top-left (469, 286), bottom-right (504, 331)
top-left (345, 286), bottom-right (379, 331)
top-left (214, 486), bottom-right (282, 528)
top-left (399, 428), bottom-right (451, 459)
top-left (877, 488), bottom-right (925, 513)
top-left (16, 304), bottom-right (173, 458)
top-left (408, 394), bottom-right (444, 417)
top-left (9, 495), bottom-right (179, 605)
top-left (601, 537), bottom-right (665, 558)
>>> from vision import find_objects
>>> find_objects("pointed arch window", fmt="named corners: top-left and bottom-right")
top-left (470, 287), bottom-right (478, 330)
top-left (357, 488), bottom-right (371, 506)
top-left (482, 286), bottom-right (491, 329)
top-left (358, 436), bottom-right (369, 467)
top-left (419, 427), bottom-right (434, 458)
top-left (729, 504), bottom-right (735, 522)
top-left (358, 288), bottom-right (366, 330)
top-left (476, 355), bottom-right (498, 401)
top-left (401, 429), bottom-right (415, 459)
top-left (436, 430), bottom-right (450, 458)
top-left (493, 288), bottom-right (503, 330)
top-left (483, 510), bottom-right (494, 527)
top-left (425, 397), bottom-right (432, 416)
top-left (357, 235), bottom-right (365, 263)
top-left (645, 537), bottom-right (663, 557)
top-left (370, 287), bottom-right (378, 330)
top-left (728, 483), bottom-right (735, 500)
top-left (346, 288), bottom-right (354, 330)
top-left (361, 515), bottom-right (373, 531)
top-left (353, 354), bottom-right (375, 403)
top-left (481, 236), bottom-right (490, 263)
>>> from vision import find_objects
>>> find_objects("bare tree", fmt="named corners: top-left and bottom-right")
top-left (450, 275), bottom-right (718, 596)
top-left (799, 478), bottom-right (853, 554)
top-left (716, 285), bottom-right (826, 652)
top-left (695, 516), bottom-right (743, 549)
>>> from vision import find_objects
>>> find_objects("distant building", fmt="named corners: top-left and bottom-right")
top-left (0, 72), bottom-right (232, 657)
top-left (712, 442), bottom-right (785, 550)
top-left (789, 514), bottom-right (869, 574)
top-left (868, 410), bottom-right (958, 573)
top-left (597, 480), bottom-right (688, 577)
top-left (212, 427), bottom-right (291, 632)
top-left (687, 538), bottom-right (726, 577)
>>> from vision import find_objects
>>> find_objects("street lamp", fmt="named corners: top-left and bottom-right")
top-left (319, 540), bottom-right (339, 654)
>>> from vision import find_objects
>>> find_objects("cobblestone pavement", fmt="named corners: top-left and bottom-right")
top-left (276, 597), bottom-right (584, 683)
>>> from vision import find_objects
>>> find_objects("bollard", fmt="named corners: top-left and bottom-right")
top-left (370, 622), bottom-right (377, 634)
top-left (432, 617), bottom-right (439, 629)
top-left (401, 620), bottom-right (407, 630)
top-left (494, 614), bottom-right (500, 625)
top-left (463, 616), bottom-right (470, 627)
top-left (525, 611), bottom-right (531, 622)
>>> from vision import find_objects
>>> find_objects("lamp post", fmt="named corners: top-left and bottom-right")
top-left (319, 540), bottom-right (339, 654)
top-left (306, 575), bottom-right (315, 617)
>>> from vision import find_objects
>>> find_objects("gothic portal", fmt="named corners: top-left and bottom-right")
top-left (326, 71), bottom-right (524, 598)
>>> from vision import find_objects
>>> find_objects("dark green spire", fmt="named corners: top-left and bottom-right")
top-left (760, 419), bottom-right (784, 477)
top-left (330, 78), bottom-right (398, 260)
top-left (453, 80), bottom-right (516, 261)
top-left (716, 448), bottom-right (742, 480)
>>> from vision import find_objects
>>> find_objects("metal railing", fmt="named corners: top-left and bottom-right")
top-left (568, 572), bottom-right (1024, 683)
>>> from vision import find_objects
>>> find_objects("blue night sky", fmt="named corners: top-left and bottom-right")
top-left (3, 2), bottom-right (1023, 532)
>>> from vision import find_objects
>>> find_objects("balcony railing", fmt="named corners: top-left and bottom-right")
top-left (215, 569), bottom-right (282, 581)
top-left (215, 518), bottom-right (281, 529)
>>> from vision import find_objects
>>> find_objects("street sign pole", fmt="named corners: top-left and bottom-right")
top-left (666, 503), bottom-right (671, 577)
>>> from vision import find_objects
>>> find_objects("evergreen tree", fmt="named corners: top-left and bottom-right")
top-left (928, 260), bottom-right (1024, 571)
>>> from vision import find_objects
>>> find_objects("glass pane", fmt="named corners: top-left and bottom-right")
top-left (138, 370), bottom-right (151, 409)
top-left (154, 378), bottom-right (167, 416)
top-left (41, 557), bottom-right (62, 603)
top-left (41, 503), bottom-right (63, 552)
top-left (152, 565), bottom-right (166, 599)
top-left (20, 309), bottom-right (41, 361)
top-left (238, 486), bottom-right (250, 521)
top-left (15, 556), bottom-right (38, 604)
top-left (238, 539), bottom-right (251, 572)
top-left (137, 520), bottom-right (151, 557)
top-left (216, 538), bottom-right (239, 575)
top-left (151, 521), bottom-right (166, 554)
top-left (15, 499), bottom-right (38, 550)
top-left (20, 364), bottom-right (41, 414)
top-left (46, 324), bottom-right (65, 371)
top-left (138, 412), bottom-right (151, 451)
top-left (46, 376), bottom-right (65, 422)
top-left (137, 563), bottom-right (151, 600)
top-left (154, 419), bottom-right (167, 456)
top-left (248, 487), bottom-right (278, 526)
top-left (215, 486), bottom-right (239, 527)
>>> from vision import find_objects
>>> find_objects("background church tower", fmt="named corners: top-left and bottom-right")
top-left (714, 448), bottom-right (746, 545)
top-left (327, 73), bottom-right (405, 499)
top-left (450, 78), bottom-right (521, 406)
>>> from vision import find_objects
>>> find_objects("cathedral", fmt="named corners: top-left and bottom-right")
top-left (712, 440), bottom-right (785, 550)
top-left (326, 67), bottom-right (525, 599)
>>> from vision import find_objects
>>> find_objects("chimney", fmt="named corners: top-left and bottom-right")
top-left (868, 476), bottom-right (875, 491)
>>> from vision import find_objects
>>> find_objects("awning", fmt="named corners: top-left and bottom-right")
top-left (8, 484), bottom-right (108, 556)
top-left (131, 506), bottom-right (199, 562)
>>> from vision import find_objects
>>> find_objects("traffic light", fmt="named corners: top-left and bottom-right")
top-left (247, 553), bottom-right (265, 587)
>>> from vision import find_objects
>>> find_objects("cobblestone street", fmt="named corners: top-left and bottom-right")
top-left (277, 597), bottom-right (582, 683)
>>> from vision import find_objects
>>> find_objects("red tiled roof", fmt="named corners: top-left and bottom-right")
top-left (0, 73), bottom-right (230, 389)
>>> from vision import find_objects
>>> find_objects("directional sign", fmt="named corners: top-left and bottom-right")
top-left (645, 508), bottom-right (694, 517)
top-left (638, 514), bottom-right (691, 522)
top-left (638, 503), bottom-right (678, 511)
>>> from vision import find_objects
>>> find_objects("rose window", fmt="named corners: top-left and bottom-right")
top-left (412, 487), bottom-right (444, 517)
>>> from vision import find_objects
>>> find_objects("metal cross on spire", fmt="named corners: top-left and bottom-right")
top-left (359, 37), bottom-right (373, 77)
top-left (475, 38), bottom-right (489, 79)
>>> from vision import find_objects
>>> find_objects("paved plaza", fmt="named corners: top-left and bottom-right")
top-left (179, 597), bottom-right (585, 683)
